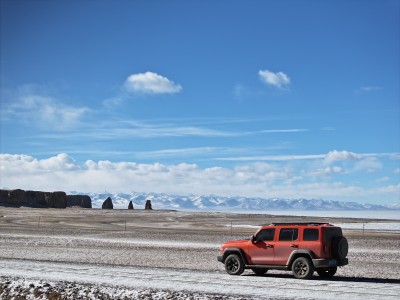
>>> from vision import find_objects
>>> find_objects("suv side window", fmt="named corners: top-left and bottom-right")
top-left (257, 229), bottom-right (275, 241)
top-left (303, 228), bottom-right (319, 241)
top-left (279, 228), bottom-right (298, 241)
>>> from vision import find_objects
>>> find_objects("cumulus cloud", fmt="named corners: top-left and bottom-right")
top-left (0, 153), bottom-right (79, 176)
top-left (125, 72), bottom-right (182, 94)
top-left (324, 150), bottom-right (362, 163)
top-left (1, 153), bottom-right (398, 204)
top-left (258, 69), bottom-right (290, 88)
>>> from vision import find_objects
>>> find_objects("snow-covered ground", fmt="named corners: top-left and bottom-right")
top-left (0, 208), bottom-right (399, 299)
top-left (0, 276), bottom-right (245, 300)
top-left (1, 259), bottom-right (399, 300)
top-left (336, 222), bottom-right (400, 231)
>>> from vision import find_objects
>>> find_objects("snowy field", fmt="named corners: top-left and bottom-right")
top-left (0, 207), bottom-right (399, 299)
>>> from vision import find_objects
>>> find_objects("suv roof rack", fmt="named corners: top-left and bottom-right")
top-left (269, 222), bottom-right (333, 226)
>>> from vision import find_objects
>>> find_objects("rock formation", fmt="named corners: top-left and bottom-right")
top-left (102, 197), bottom-right (113, 209)
top-left (0, 189), bottom-right (67, 208)
top-left (145, 199), bottom-right (152, 210)
top-left (45, 191), bottom-right (68, 208)
top-left (67, 195), bottom-right (92, 208)
top-left (128, 201), bottom-right (134, 210)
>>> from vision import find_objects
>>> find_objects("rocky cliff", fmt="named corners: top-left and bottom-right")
top-left (67, 195), bottom-right (92, 208)
top-left (0, 189), bottom-right (67, 208)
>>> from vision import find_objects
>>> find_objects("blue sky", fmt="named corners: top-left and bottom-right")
top-left (0, 0), bottom-right (399, 205)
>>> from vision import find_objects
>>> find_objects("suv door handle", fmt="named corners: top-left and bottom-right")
top-left (290, 244), bottom-right (298, 248)
top-left (265, 244), bottom-right (273, 248)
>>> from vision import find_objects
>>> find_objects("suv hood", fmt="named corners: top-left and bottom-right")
top-left (222, 239), bottom-right (249, 247)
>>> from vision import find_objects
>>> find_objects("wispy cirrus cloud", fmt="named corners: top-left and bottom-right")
top-left (260, 129), bottom-right (308, 133)
top-left (354, 86), bottom-right (382, 95)
top-left (1, 89), bottom-right (90, 131)
top-left (359, 86), bottom-right (382, 92)
top-left (216, 154), bottom-right (325, 162)
top-left (216, 150), bottom-right (399, 163)
top-left (125, 71), bottom-right (182, 94)
top-left (258, 69), bottom-right (290, 89)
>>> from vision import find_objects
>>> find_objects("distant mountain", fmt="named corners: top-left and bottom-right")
top-left (68, 191), bottom-right (398, 211)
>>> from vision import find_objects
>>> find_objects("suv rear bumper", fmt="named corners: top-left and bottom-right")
top-left (313, 258), bottom-right (348, 268)
top-left (217, 255), bottom-right (223, 263)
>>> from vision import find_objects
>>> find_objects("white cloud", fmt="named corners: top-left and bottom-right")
top-left (324, 150), bottom-right (362, 163)
top-left (353, 157), bottom-right (382, 173)
top-left (1, 153), bottom-right (398, 204)
top-left (394, 168), bottom-right (400, 174)
top-left (125, 71), bottom-right (182, 94)
top-left (258, 69), bottom-right (290, 88)
top-left (2, 92), bottom-right (89, 130)
top-left (260, 129), bottom-right (308, 133)
top-left (376, 177), bottom-right (390, 183)
top-left (102, 97), bottom-right (123, 108)
top-left (0, 153), bottom-right (79, 176)
top-left (309, 166), bottom-right (345, 177)
top-left (217, 154), bottom-right (325, 162)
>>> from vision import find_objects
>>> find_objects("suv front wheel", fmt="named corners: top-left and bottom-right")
top-left (225, 254), bottom-right (245, 275)
top-left (292, 257), bottom-right (315, 279)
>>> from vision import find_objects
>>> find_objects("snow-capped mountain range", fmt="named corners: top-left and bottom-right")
top-left (68, 191), bottom-right (399, 211)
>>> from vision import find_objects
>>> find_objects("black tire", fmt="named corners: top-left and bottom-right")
top-left (292, 257), bottom-right (315, 279)
top-left (224, 254), bottom-right (245, 275)
top-left (251, 268), bottom-right (268, 275)
top-left (332, 237), bottom-right (348, 259)
top-left (316, 267), bottom-right (337, 278)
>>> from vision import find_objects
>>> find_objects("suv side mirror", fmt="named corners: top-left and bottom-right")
top-left (251, 235), bottom-right (256, 243)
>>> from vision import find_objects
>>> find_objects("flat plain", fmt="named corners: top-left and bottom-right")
top-left (0, 207), bottom-right (399, 299)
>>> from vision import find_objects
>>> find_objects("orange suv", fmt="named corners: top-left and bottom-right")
top-left (217, 222), bottom-right (348, 279)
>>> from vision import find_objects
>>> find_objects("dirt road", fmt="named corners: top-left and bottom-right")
top-left (1, 259), bottom-right (400, 300)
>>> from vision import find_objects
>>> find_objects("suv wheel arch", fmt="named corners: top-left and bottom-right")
top-left (287, 250), bottom-right (314, 267)
top-left (222, 248), bottom-right (249, 265)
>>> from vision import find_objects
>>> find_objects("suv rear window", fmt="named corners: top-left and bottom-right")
top-left (279, 228), bottom-right (298, 241)
top-left (303, 229), bottom-right (319, 241)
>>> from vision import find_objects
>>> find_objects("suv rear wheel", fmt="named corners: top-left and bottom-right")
top-left (225, 254), bottom-right (245, 275)
top-left (292, 257), bottom-right (315, 279)
top-left (316, 266), bottom-right (337, 278)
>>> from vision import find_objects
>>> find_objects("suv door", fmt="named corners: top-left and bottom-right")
top-left (248, 228), bottom-right (276, 265)
top-left (273, 227), bottom-right (299, 265)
